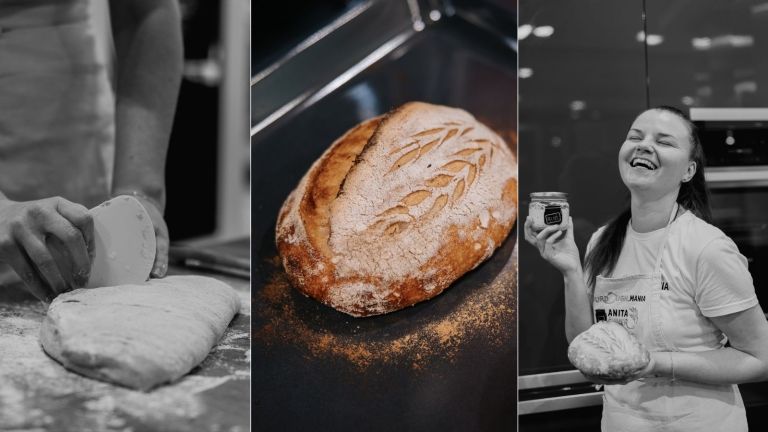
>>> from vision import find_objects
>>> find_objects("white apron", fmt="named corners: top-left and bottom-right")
top-left (0, 0), bottom-right (114, 286)
top-left (593, 204), bottom-right (747, 432)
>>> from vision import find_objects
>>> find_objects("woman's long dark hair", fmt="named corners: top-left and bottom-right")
top-left (583, 106), bottom-right (712, 289)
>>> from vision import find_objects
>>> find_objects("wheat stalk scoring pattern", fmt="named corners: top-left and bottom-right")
top-left (370, 122), bottom-right (501, 235)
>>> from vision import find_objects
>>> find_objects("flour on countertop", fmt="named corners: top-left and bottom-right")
top-left (255, 244), bottom-right (517, 372)
top-left (0, 297), bottom-right (248, 432)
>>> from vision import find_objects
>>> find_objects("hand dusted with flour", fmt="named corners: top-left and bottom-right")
top-left (276, 102), bottom-right (517, 316)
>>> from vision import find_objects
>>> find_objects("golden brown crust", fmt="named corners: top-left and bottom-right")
top-left (276, 102), bottom-right (517, 317)
top-left (300, 117), bottom-right (382, 260)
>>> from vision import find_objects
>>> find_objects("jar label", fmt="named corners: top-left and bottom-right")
top-left (544, 205), bottom-right (562, 225)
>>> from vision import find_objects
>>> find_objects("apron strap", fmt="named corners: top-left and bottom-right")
top-left (652, 202), bottom-right (679, 273)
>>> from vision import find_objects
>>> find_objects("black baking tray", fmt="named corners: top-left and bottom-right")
top-left (252, 2), bottom-right (517, 430)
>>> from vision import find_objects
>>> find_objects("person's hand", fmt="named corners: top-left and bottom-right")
top-left (0, 197), bottom-right (93, 301)
top-left (524, 216), bottom-right (581, 274)
top-left (129, 195), bottom-right (169, 278)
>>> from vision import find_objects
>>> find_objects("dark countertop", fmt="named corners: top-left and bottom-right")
top-left (254, 230), bottom-right (517, 432)
top-left (0, 240), bottom-right (250, 432)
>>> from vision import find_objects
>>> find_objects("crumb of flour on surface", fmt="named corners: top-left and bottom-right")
top-left (214, 330), bottom-right (250, 350)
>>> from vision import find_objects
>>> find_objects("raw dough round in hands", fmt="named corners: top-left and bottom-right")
top-left (568, 321), bottom-right (650, 380)
top-left (40, 275), bottom-right (240, 391)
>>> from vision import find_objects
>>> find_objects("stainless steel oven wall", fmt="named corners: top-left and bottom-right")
top-left (519, 0), bottom-right (768, 422)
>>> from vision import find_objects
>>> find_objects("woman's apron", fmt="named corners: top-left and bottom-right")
top-left (593, 203), bottom-right (747, 432)
top-left (0, 0), bottom-right (113, 286)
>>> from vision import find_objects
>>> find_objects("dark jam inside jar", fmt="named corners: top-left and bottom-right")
top-left (529, 192), bottom-right (569, 230)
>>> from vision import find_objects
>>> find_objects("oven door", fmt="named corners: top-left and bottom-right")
top-left (708, 178), bottom-right (768, 309)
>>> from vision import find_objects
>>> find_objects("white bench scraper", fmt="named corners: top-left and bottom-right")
top-left (86, 195), bottom-right (156, 288)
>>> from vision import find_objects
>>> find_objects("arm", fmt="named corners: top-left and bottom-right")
top-left (648, 305), bottom-right (768, 384)
top-left (524, 217), bottom-right (593, 342)
top-left (635, 237), bottom-right (768, 384)
top-left (563, 265), bottom-right (594, 343)
top-left (108, 0), bottom-right (183, 277)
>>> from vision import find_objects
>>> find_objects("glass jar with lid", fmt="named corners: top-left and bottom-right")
top-left (529, 192), bottom-right (569, 230)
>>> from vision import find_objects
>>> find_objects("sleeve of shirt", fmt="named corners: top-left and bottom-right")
top-left (695, 236), bottom-right (759, 317)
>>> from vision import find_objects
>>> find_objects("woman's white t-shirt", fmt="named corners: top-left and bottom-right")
top-left (587, 210), bottom-right (758, 351)
top-left (587, 211), bottom-right (758, 351)
top-left (586, 211), bottom-right (758, 431)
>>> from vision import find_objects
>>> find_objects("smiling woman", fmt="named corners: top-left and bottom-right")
top-left (621, 109), bottom-right (696, 192)
top-left (586, 106), bottom-right (712, 290)
top-left (524, 106), bottom-right (768, 432)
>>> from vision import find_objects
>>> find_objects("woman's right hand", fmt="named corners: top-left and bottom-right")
top-left (524, 216), bottom-right (582, 275)
top-left (0, 197), bottom-right (94, 301)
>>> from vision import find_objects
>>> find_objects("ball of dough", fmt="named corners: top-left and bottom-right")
top-left (568, 321), bottom-right (650, 380)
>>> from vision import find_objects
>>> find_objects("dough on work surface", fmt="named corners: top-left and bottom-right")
top-left (40, 275), bottom-right (240, 391)
top-left (276, 101), bottom-right (518, 317)
top-left (568, 321), bottom-right (650, 380)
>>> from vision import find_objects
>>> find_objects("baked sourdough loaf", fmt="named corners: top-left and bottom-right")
top-left (276, 102), bottom-right (518, 317)
top-left (568, 321), bottom-right (651, 380)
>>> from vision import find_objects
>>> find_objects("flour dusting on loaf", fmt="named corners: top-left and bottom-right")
top-left (276, 102), bottom-right (517, 316)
